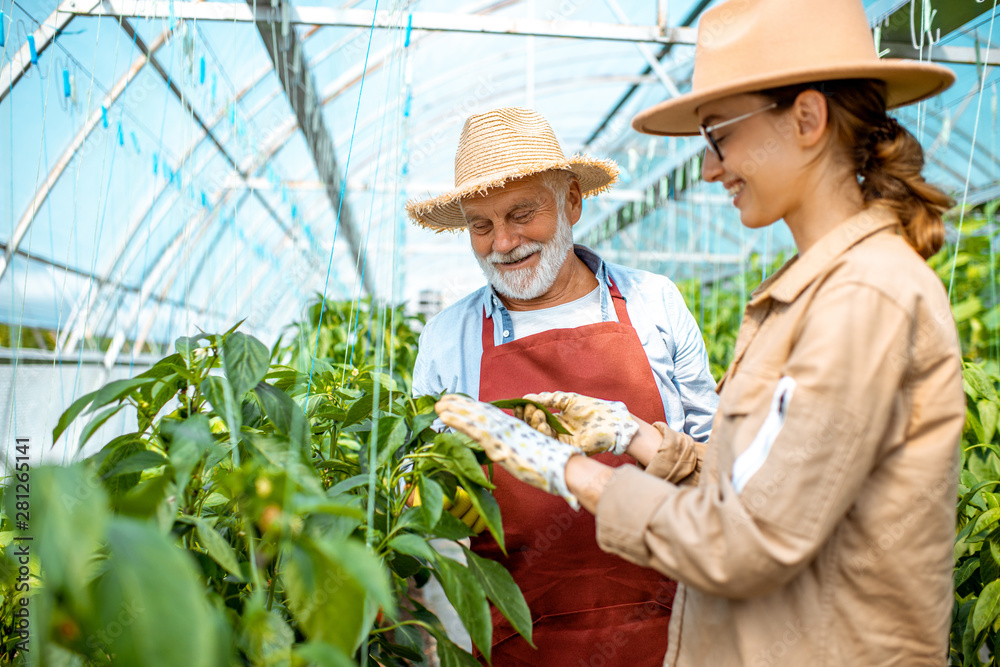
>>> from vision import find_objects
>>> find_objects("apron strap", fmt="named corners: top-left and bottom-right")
top-left (482, 306), bottom-right (495, 352)
top-left (608, 277), bottom-right (632, 327)
top-left (481, 278), bottom-right (633, 351)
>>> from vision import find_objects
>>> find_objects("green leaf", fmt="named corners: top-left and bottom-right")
top-left (431, 510), bottom-right (476, 541)
top-left (93, 434), bottom-right (148, 499)
top-left (490, 398), bottom-right (573, 435)
top-left (966, 365), bottom-right (999, 403)
top-left (327, 474), bottom-right (370, 497)
top-left (434, 556), bottom-right (492, 662)
top-left (958, 481), bottom-right (999, 516)
top-left (282, 540), bottom-right (369, 653)
top-left (319, 538), bottom-right (396, 618)
top-left (975, 580), bottom-right (1000, 634)
top-left (52, 388), bottom-right (99, 443)
top-left (189, 516), bottom-right (243, 579)
top-left (980, 399), bottom-right (999, 444)
top-left (375, 416), bottom-right (409, 467)
top-left (175, 335), bottom-right (207, 357)
top-left (202, 375), bottom-right (243, 437)
top-left (434, 632), bottom-right (481, 667)
top-left (78, 404), bottom-right (126, 452)
top-left (88, 376), bottom-right (158, 414)
top-left (292, 641), bottom-right (358, 667)
top-left (974, 508), bottom-right (1000, 538)
top-left (463, 482), bottom-right (505, 554)
top-left (100, 450), bottom-right (169, 479)
top-left (20, 465), bottom-right (108, 616)
top-left (161, 415), bottom-right (216, 479)
top-left (464, 547), bottom-right (533, 646)
top-left (238, 599), bottom-right (295, 666)
top-left (223, 332), bottom-right (270, 397)
top-left (388, 534), bottom-right (437, 561)
top-left (418, 476), bottom-right (444, 530)
top-left (254, 382), bottom-right (309, 452)
top-left (436, 434), bottom-right (492, 488)
top-left (956, 558), bottom-right (980, 590)
top-left (96, 517), bottom-right (227, 667)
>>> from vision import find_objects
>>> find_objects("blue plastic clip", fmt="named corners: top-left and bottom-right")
top-left (201, 191), bottom-right (207, 207)
top-left (117, 123), bottom-right (124, 146)
top-left (131, 131), bottom-right (140, 154)
top-left (101, 105), bottom-right (108, 128)
top-left (1, 11), bottom-right (5, 48)
top-left (169, 0), bottom-right (176, 30)
top-left (404, 14), bottom-right (413, 48)
top-left (27, 35), bottom-right (37, 64)
top-left (153, 152), bottom-right (158, 174)
top-left (199, 56), bottom-right (205, 84)
top-left (291, 204), bottom-right (298, 220)
top-left (63, 69), bottom-right (71, 98)
top-left (403, 92), bottom-right (411, 118)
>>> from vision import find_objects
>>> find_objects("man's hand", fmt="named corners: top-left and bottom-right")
top-left (408, 485), bottom-right (488, 533)
top-left (519, 392), bottom-right (639, 456)
top-left (436, 394), bottom-right (579, 509)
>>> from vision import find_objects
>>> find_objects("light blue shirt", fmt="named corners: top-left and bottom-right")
top-left (412, 246), bottom-right (718, 442)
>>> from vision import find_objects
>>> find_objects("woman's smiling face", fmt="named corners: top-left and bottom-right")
top-left (697, 93), bottom-right (802, 230)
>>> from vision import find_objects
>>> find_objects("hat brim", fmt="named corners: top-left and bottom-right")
top-left (405, 155), bottom-right (619, 231)
top-left (632, 60), bottom-right (956, 136)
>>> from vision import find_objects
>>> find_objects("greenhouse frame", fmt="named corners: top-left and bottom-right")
top-left (1, 0), bottom-right (999, 664)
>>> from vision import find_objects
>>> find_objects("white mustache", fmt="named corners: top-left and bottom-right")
top-left (486, 242), bottom-right (544, 265)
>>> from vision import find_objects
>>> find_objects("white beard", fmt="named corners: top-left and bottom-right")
top-left (475, 212), bottom-right (575, 301)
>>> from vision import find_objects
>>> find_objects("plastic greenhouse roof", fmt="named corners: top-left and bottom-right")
top-left (1, 0), bottom-right (998, 359)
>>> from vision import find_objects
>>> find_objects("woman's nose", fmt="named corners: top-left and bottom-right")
top-left (701, 148), bottom-right (724, 183)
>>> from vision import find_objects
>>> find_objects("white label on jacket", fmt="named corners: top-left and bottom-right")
top-left (731, 376), bottom-right (797, 494)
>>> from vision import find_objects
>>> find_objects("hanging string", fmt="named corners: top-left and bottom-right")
top-left (948, 0), bottom-right (998, 300)
top-left (305, 0), bottom-right (381, 405)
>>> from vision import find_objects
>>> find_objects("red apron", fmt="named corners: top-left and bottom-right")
top-left (473, 280), bottom-right (676, 666)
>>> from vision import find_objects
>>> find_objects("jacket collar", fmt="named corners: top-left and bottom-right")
top-left (481, 244), bottom-right (606, 317)
top-left (749, 206), bottom-right (899, 307)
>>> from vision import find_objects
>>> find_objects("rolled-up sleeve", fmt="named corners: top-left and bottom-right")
top-left (596, 282), bottom-right (912, 599)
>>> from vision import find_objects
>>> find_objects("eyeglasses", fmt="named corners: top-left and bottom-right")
top-left (699, 102), bottom-right (778, 161)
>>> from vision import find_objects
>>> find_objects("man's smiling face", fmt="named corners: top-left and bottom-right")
top-left (462, 173), bottom-right (575, 301)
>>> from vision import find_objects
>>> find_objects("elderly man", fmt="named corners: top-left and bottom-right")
top-left (406, 107), bottom-right (717, 665)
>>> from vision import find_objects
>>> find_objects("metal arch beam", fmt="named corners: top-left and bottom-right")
top-left (0, 11), bottom-right (171, 284)
top-left (65, 1), bottom-right (698, 45)
top-left (0, 238), bottom-right (226, 319)
top-left (245, 0), bottom-right (373, 296)
top-left (61, 14), bottom-right (329, 351)
top-left (0, 0), bottom-right (97, 104)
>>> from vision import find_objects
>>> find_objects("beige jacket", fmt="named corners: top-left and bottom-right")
top-left (596, 206), bottom-right (965, 666)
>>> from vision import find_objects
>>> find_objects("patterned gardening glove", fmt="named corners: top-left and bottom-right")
top-left (519, 391), bottom-right (639, 456)
top-left (435, 394), bottom-right (580, 509)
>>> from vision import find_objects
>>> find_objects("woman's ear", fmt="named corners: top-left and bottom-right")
top-left (790, 89), bottom-right (829, 149)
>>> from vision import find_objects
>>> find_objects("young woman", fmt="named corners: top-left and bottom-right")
top-left (434, 0), bottom-right (967, 664)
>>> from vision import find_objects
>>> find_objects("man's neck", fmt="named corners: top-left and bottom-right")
top-left (496, 251), bottom-right (599, 312)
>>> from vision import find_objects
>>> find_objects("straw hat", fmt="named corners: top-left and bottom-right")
top-left (406, 107), bottom-right (619, 230)
top-left (632, 0), bottom-right (956, 136)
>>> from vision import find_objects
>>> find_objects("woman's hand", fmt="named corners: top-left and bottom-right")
top-left (435, 394), bottom-right (581, 508)
top-left (518, 392), bottom-right (639, 456)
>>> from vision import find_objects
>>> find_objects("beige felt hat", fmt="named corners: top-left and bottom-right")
top-left (632, 0), bottom-right (956, 136)
top-left (405, 107), bottom-right (619, 230)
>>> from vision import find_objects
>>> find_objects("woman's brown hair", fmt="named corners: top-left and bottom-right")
top-left (760, 79), bottom-right (951, 259)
